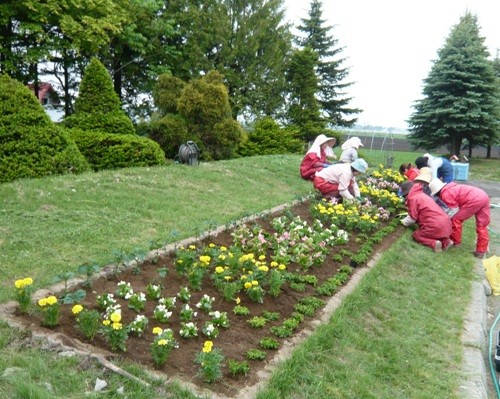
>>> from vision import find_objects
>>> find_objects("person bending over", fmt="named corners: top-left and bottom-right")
top-left (313, 158), bottom-right (368, 201)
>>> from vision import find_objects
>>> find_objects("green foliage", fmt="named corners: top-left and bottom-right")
top-left (153, 74), bottom-right (187, 116)
top-left (62, 58), bottom-right (135, 135)
top-left (259, 337), bottom-right (280, 350)
top-left (270, 325), bottom-right (293, 338)
top-left (233, 305), bottom-right (250, 316)
top-left (0, 74), bottom-right (90, 183)
top-left (408, 12), bottom-right (499, 155)
top-left (247, 316), bottom-right (267, 328)
top-left (295, 0), bottom-right (359, 127)
top-left (286, 47), bottom-right (324, 142)
top-left (245, 348), bottom-right (267, 361)
top-left (238, 117), bottom-right (304, 156)
top-left (163, 0), bottom-right (291, 119)
top-left (227, 359), bottom-right (250, 377)
top-left (69, 129), bottom-right (165, 171)
top-left (262, 311), bottom-right (280, 321)
top-left (177, 71), bottom-right (246, 160)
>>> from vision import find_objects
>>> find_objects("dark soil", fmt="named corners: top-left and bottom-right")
top-left (11, 200), bottom-right (402, 398)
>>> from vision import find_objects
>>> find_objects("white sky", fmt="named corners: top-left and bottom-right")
top-left (283, 0), bottom-right (500, 130)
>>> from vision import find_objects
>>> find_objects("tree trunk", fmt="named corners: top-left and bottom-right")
top-left (487, 145), bottom-right (491, 158)
top-left (453, 138), bottom-right (461, 157)
top-left (113, 63), bottom-right (123, 101)
top-left (63, 57), bottom-right (71, 116)
top-left (468, 144), bottom-right (472, 158)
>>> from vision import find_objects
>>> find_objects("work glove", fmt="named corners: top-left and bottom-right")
top-left (322, 163), bottom-right (330, 168)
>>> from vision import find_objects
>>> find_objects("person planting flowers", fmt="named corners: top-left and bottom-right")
top-left (313, 158), bottom-right (368, 201)
top-left (299, 134), bottom-right (337, 181)
top-left (399, 180), bottom-right (453, 252)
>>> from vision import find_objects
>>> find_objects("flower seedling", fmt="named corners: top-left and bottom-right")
top-left (101, 311), bottom-right (128, 352)
top-left (179, 304), bottom-right (197, 321)
top-left (150, 327), bottom-right (178, 367)
top-left (259, 337), bottom-right (280, 350)
top-left (129, 315), bottom-right (149, 337)
top-left (233, 305), bottom-right (250, 316)
top-left (201, 321), bottom-right (219, 338)
top-left (209, 310), bottom-right (229, 328)
top-left (245, 348), bottom-right (266, 361)
top-left (196, 294), bottom-right (215, 312)
top-left (247, 316), bottom-right (267, 328)
top-left (179, 322), bottom-right (198, 338)
top-left (38, 295), bottom-right (60, 328)
top-left (195, 341), bottom-right (224, 383)
top-left (72, 304), bottom-right (100, 339)
top-left (127, 292), bottom-right (147, 312)
top-left (227, 359), bottom-right (250, 377)
top-left (152, 304), bottom-right (173, 324)
top-left (116, 281), bottom-right (133, 299)
top-left (14, 277), bottom-right (34, 313)
top-left (146, 283), bottom-right (162, 300)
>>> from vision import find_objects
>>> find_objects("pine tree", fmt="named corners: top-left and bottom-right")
top-left (295, 0), bottom-right (359, 127)
top-left (286, 47), bottom-right (325, 141)
top-left (408, 12), bottom-right (498, 156)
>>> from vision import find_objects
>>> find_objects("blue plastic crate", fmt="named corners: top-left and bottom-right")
top-left (452, 162), bottom-right (469, 181)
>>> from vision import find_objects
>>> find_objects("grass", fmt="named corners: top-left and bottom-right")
top-left (0, 152), bottom-right (497, 398)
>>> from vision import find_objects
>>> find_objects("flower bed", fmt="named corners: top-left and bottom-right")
top-left (8, 166), bottom-right (405, 398)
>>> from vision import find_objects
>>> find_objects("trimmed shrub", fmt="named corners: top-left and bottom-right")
top-left (238, 117), bottom-right (304, 157)
top-left (62, 57), bottom-right (135, 135)
top-left (0, 74), bottom-right (90, 183)
top-left (153, 75), bottom-right (186, 116)
top-left (147, 114), bottom-right (191, 160)
top-left (69, 129), bottom-right (165, 171)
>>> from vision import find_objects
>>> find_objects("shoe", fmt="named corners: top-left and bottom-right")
top-left (443, 239), bottom-right (454, 251)
top-left (473, 251), bottom-right (485, 259)
top-left (434, 241), bottom-right (442, 253)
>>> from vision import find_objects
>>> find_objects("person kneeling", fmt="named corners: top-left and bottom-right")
top-left (313, 158), bottom-right (368, 201)
top-left (400, 180), bottom-right (453, 252)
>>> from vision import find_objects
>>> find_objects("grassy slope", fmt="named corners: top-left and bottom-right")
top-left (0, 153), bottom-right (497, 398)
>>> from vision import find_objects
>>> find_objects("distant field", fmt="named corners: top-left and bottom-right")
top-left (335, 131), bottom-right (499, 159)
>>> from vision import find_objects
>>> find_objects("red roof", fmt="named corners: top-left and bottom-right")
top-left (27, 82), bottom-right (55, 103)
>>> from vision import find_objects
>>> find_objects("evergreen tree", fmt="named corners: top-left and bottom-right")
top-left (286, 47), bottom-right (325, 141)
top-left (62, 57), bottom-right (135, 135)
top-left (487, 52), bottom-right (500, 158)
top-left (408, 12), bottom-right (498, 156)
top-left (0, 74), bottom-right (89, 183)
top-left (295, 0), bottom-right (359, 127)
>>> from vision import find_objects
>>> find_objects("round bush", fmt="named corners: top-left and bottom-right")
top-left (69, 129), bottom-right (166, 171)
